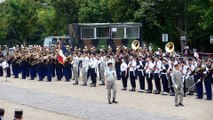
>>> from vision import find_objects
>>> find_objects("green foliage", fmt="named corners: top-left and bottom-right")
top-left (0, 0), bottom-right (212, 52)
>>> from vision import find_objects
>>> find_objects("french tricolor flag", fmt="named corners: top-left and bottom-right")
top-left (57, 41), bottom-right (69, 64)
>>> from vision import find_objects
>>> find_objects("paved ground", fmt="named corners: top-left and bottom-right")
top-left (0, 76), bottom-right (213, 120)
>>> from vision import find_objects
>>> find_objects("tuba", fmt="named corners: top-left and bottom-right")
top-left (165, 42), bottom-right (174, 53)
top-left (131, 40), bottom-right (140, 50)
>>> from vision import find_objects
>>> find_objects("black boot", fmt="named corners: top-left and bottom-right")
top-left (73, 81), bottom-right (78, 85)
top-left (108, 99), bottom-right (112, 104)
top-left (112, 98), bottom-right (118, 103)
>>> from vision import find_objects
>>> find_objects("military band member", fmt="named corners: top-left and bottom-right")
top-left (115, 57), bottom-right (121, 80)
top-left (12, 57), bottom-right (19, 78)
top-left (153, 56), bottom-right (162, 94)
top-left (145, 56), bottom-right (155, 93)
top-left (105, 62), bottom-right (118, 104)
top-left (171, 63), bottom-right (184, 107)
top-left (46, 58), bottom-right (53, 82)
top-left (99, 54), bottom-right (106, 85)
top-left (121, 58), bottom-right (128, 90)
top-left (73, 53), bottom-right (80, 85)
top-left (128, 56), bottom-right (137, 91)
top-left (161, 58), bottom-right (169, 95)
top-left (55, 60), bottom-right (63, 81)
top-left (37, 59), bottom-right (45, 81)
top-left (194, 60), bottom-right (204, 99)
top-left (167, 58), bottom-right (175, 96)
top-left (203, 59), bottom-right (212, 100)
top-left (137, 56), bottom-right (146, 92)
top-left (89, 54), bottom-right (98, 87)
top-left (80, 53), bottom-right (89, 86)
top-left (64, 57), bottom-right (72, 82)
top-left (186, 58), bottom-right (195, 95)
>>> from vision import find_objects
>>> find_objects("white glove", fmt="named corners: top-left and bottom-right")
top-left (174, 84), bottom-right (178, 89)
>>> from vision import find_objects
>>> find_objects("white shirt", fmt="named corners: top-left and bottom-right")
top-left (145, 61), bottom-right (155, 73)
top-left (120, 62), bottom-right (128, 72)
top-left (154, 60), bottom-right (162, 73)
top-left (81, 56), bottom-right (89, 68)
top-left (89, 57), bottom-right (98, 68)
top-left (73, 56), bottom-right (79, 67)
top-left (128, 59), bottom-right (137, 71)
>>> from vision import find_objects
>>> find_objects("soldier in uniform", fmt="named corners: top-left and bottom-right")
top-left (12, 57), bottom-right (19, 78)
top-left (128, 56), bottom-right (137, 91)
top-left (89, 53), bottom-right (98, 87)
top-left (55, 59), bottom-right (63, 81)
top-left (80, 52), bottom-right (89, 86)
top-left (63, 57), bottom-right (72, 82)
top-left (105, 61), bottom-right (118, 104)
top-left (194, 60), bottom-right (204, 99)
top-left (137, 56), bottom-right (146, 92)
top-left (98, 53), bottom-right (106, 85)
top-left (72, 53), bottom-right (80, 85)
top-left (120, 58), bottom-right (128, 90)
top-left (161, 58), bottom-right (169, 95)
top-left (20, 57), bottom-right (28, 79)
top-left (37, 59), bottom-right (45, 81)
top-left (204, 59), bottom-right (212, 100)
top-left (145, 56), bottom-right (155, 93)
top-left (46, 57), bottom-right (53, 82)
top-left (171, 63), bottom-right (184, 107)
top-left (153, 56), bottom-right (162, 94)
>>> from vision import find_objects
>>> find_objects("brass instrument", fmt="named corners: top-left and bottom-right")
top-left (131, 40), bottom-right (140, 50)
top-left (165, 42), bottom-right (174, 53)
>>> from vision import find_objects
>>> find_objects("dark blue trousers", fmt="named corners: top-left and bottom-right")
top-left (194, 75), bottom-right (203, 99)
top-left (161, 74), bottom-right (169, 92)
top-left (130, 71), bottom-right (136, 88)
top-left (204, 77), bottom-right (212, 100)
top-left (138, 71), bottom-right (145, 90)
top-left (146, 73), bottom-right (153, 91)
top-left (154, 73), bottom-right (161, 92)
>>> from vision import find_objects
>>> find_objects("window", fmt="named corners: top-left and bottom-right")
top-left (81, 28), bottom-right (95, 39)
top-left (111, 27), bottom-right (124, 39)
top-left (96, 27), bottom-right (109, 38)
top-left (126, 27), bottom-right (139, 38)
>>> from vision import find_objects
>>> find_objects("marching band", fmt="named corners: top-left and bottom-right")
top-left (0, 44), bottom-right (212, 103)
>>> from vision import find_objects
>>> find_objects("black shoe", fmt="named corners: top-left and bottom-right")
top-left (90, 84), bottom-right (96, 87)
top-left (81, 83), bottom-right (87, 86)
top-left (108, 100), bottom-right (112, 104)
top-left (112, 98), bottom-right (118, 104)
top-left (121, 88), bottom-right (127, 91)
top-left (129, 88), bottom-right (135, 92)
top-left (206, 98), bottom-right (212, 101)
top-left (175, 104), bottom-right (179, 107)
top-left (73, 82), bottom-right (78, 85)
top-left (154, 90), bottom-right (160, 94)
top-left (99, 83), bottom-right (105, 86)
top-left (146, 90), bottom-right (152, 93)
top-left (170, 93), bottom-right (175, 96)
top-left (179, 103), bottom-right (184, 106)
top-left (196, 97), bottom-right (203, 99)
top-left (65, 80), bottom-right (70, 82)
top-left (183, 94), bottom-right (186, 97)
